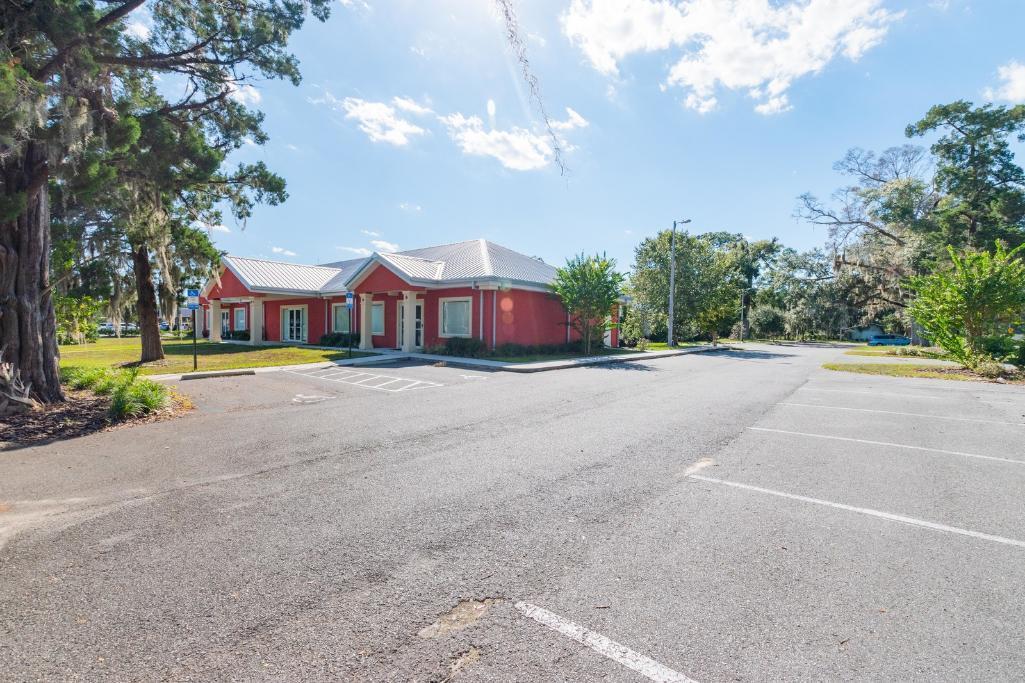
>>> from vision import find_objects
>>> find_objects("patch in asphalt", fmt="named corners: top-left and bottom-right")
top-left (418, 598), bottom-right (502, 638)
top-left (283, 366), bottom-right (443, 392)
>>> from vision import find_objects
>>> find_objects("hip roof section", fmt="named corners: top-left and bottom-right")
top-left (216, 239), bottom-right (558, 297)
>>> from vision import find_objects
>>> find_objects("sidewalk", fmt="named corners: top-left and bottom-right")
top-left (151, 345), bottom-right (732, 380)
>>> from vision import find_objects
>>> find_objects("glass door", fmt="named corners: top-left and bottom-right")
top-left (398, 302), bottom-right (423, 348)
top-left (284, 307), bottom-right (305, 343)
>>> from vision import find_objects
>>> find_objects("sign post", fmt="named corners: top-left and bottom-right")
top-left (346, 292), bottom-right (354, 359)
top-left (186, 288), bottom-right (201, 371)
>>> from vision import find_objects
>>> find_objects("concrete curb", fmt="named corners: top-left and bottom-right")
top-left (178, 369), bottom-right (256, 380)
top-left (152, 345), bottom-right (736, 380)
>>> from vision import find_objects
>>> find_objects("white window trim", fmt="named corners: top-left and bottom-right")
top-left (280, 304), bottom-right (309, 344)
top-left (438, 296), bottom-right (473, 339)
top-left (371, 302), bottom-right (385, 336)
top-left (234, 307), bottom-right (246, 330)
top-left (221, 310), bottom-right (231, 331)
top-left (331, 303), bottom-right (351, 333)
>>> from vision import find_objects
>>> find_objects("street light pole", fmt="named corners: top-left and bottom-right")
top-left (667, 218), bottom-right (691, 347)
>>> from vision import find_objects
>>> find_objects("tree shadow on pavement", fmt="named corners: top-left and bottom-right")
top-left (713, 348), bottom-right (797, 360)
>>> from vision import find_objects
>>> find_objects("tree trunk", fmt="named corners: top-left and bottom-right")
top-left (131, 243), bottom-right (164, 362)
top-left (0, 142), bottom-right (65, 403)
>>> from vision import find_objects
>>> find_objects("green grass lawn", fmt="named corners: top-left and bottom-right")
top-left (59, 337), bottom-right (374, 375)
top-left (821, 361), bottom-right (1024, 383)
top-left (641, 341), bottom-right (706, 352)
top-left (844, 345), bottom-right (947, 359)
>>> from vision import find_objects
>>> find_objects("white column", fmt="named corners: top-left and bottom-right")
top-left (249, 298), bottom-right (263, 346)
top-left (401, 291), bottom-right (417, 352)
top-left (209, 300), bottom-right (222, 342)
top-left (359, 293), bottom-right (373, 350)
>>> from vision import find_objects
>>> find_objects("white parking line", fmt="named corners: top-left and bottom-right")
top-left (688, 474), bottom-right (1025, 549)
top-left (515, 602), bottom-right (696, 683)
top-left (283, 368), bottom-right (442, 392)
top-left (748, 427), bottom-right (1025, 467)
top-left (777, 402), bottom-right (1025, 426)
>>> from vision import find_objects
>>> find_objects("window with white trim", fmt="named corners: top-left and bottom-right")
top-left (234, 307), bottom-right (246, 331)
top-left (221, 310), bottom-right (230, 332)
top-left (439, 297), bottom-right (472, 337)
top-left (371, 302), bottom-right (385, 335)
top-left (331, 303), bottom-right (350, 333)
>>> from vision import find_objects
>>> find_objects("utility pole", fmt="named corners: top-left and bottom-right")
top-left (667, 218), bottom-right (691, 347)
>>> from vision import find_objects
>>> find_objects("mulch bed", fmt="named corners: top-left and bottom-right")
top-left (0, 390), bottom-right (191, 451)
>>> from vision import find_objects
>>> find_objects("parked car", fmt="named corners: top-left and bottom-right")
top-left (868, 334), bottom-right (911, 346)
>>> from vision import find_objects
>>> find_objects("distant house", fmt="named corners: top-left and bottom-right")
top-left (847, 324), bottom-right (884, 341)
top-left (198, 239), bottom-right (620, 350)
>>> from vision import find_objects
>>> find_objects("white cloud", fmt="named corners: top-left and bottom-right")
top-left (439, 113), bottom-right (551, 171)
top-left (550, 107), bottom-right (589, 131)
top-left (562, 0), bottom-right (901, 115)
top-left (398, 203), bottom-right (422, 212)
top-left (370, 239), bottom-right (400, 252)
top-left (272, 246), bottom-right (297, 257)
top-left (124, 19), bottom-right (151, 40)
top-left (337, 246), bottom-right (372, 256)
top-left (361, 229), bottom-right (381, 236)
top-left (486, 99), bottom-right (497, 118)
top-left (392, 96), bottom-right (433, 115)
top-left (195, 221), bottom-right (230, 234)
top-left (310, 93), bottom-right (426, 146)
top-left (410, 45), bottom-right (427, 57)
top-left (338, 0), bottom-right (370, 9)
top-left (527, 32), bottom-right (547, 48)
top-left (984, 61), bottom-right (1025, 102)
top-left (285, 143), bottom-right (299, 151)
top-left (228, 84), bottom-right (261, 105)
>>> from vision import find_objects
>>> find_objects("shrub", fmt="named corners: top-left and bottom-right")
top-left (222, 329), bottom-right (250, 341)
top-left (976, 361), bottom-right (1007, 380)
top-left (61, 367), bottom-right (169, 420)
top-left (109, 375), bottom-right (168, 420)
top-left (444, 337), bottom-right (489, 357)
top-left (636, 338), bottom-right (649, 351)
top-left (319, 332), bottom-right (359, 347)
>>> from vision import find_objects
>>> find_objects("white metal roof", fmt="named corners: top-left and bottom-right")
top-left (214, 239), bottom-right (557, 297)
top-left (223, 256), bottom-right (340, 294)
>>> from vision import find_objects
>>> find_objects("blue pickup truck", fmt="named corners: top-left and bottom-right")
top-left (868, 334), bottom-right (912, 346)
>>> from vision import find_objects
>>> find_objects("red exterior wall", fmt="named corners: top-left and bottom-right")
top-left (422, 287), bottom-right (485, 348)
top-left (263, 297), bottom-right (325, 344)
top-left (354, 264), bottom-right (419, 294)
top-left (494, 289), bottom-right (571, 347)
top-left (206, 268), bottom-right (251, 299)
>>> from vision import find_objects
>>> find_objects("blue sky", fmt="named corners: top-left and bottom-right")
top-left (184, 0), bottom-right (1025, 270)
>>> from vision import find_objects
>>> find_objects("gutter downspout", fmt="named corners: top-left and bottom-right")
top-left (492, 290), bottom-right (497, 350)
top-left (479, 286), bottom-right (484, 341)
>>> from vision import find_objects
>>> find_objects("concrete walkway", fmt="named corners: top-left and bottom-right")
top-left (150, 345), bottom-right (732, 380)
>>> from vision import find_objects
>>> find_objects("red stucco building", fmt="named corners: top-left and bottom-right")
top-left (198, 239), bottom-right (619, 351)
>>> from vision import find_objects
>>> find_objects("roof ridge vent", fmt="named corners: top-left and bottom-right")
top-left (479, 238), bottom-right (494, 277)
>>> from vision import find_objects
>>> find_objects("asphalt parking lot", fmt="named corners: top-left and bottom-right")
top-left (3, 344), bottom-right (1025, 680)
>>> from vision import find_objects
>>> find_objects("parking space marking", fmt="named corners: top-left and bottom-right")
top-left (748, 427), bottom-right (1025, 467)
top-left (515, 602), bottom-right (696, 683)
top-left (688, 474), bottom-right (1025, 549)
top-left (283, 367), bottom-right (442, 392)
top-left (777, 402), bottom-right (1025, 426)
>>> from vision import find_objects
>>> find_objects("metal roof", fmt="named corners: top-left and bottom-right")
top-left (319, 257), bottom-right (372, 293)
top-left (216, 239), bottom-right (558, 297)
top-left (380, 239), bottom-right (557, 286)
top-left (224, 256), bottom-right (340, 293)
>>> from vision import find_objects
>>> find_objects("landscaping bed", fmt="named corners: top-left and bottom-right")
top-left (823, 362), bottom-right (1025, 384)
